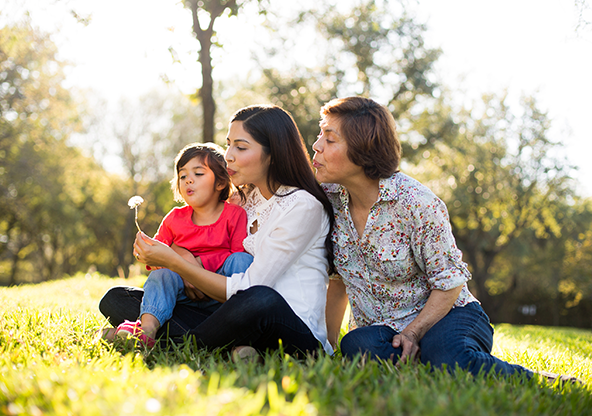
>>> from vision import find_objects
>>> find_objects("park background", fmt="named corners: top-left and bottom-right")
top-left (1, 0), bottom-right (592, 329)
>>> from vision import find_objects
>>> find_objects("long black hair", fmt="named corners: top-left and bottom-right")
top-left (231, 105), bottom-right (335, 273)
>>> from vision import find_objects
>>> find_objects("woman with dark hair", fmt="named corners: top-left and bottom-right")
top-left (315, 96), bottom-right (577, 382)
top-left (99, 105), bottom-right (334, 356)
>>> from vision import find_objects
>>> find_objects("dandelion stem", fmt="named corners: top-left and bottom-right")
top-left (134, 207), bottom-right (142, 233)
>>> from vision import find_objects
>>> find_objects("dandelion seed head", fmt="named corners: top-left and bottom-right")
top-left (128, 195), bottom-right (144, 209)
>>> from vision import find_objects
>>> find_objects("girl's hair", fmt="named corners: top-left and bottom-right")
top-left (230, 105), bottom-right (335, 272)
top-left (170, 142), bottom-right (232, 203)
top-left (320, 96), bottom-right (401, 179)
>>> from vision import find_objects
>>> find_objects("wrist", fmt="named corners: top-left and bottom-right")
top-left (401, 328), bottom-right (421, 343)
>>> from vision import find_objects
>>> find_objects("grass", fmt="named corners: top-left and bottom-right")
top-left (1, 273), bottom-right (591, 415)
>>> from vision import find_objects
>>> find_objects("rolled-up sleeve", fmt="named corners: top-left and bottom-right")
top-left (411, 197), bottom-right (471, 291)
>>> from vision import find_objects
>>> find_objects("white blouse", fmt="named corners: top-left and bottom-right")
top-left (226, 185), bottom-right (332, 354)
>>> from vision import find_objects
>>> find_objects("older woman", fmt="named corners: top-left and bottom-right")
top-left (315, 96), bottom-right (550, 378)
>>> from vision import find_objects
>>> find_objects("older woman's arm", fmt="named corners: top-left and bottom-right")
top-left (326, 278), bottom-right (349, 349)
top-left (392, 285), bottom-right (463, 364)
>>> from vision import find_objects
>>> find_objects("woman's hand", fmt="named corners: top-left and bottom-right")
top-left (392, 330), bottom-right (421, 365)
top-left (134, 232), bottom-right (175, 268)
top-left (390, 286), bottom-right (463, 366)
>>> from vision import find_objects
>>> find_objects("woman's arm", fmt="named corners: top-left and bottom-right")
top-left (325, 278), bottom-right (349, 349)
top-left (170, 244), bottom-right (207, 301)
top-left (392, 285), bottom-right (463, 364)
top-left (134, 232), bottom-right (228, 302)
top-left (225, 195), bottom-right (329, 298)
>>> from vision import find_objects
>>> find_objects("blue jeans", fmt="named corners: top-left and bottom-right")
top-left (140, 252), bottom-right (253, 325)
top-left (99, 285), bottom-right (321, 355)
top-left (340, 302), bottom-right (533, 377)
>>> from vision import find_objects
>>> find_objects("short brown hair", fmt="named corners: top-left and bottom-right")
top-left (320, 97), bottom-right (401, 179)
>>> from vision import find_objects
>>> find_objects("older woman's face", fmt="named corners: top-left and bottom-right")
top-left (312, 115), bottom-right (364, 186)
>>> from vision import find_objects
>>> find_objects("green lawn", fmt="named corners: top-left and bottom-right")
top-left (1, 273), bottom-right (591, 415)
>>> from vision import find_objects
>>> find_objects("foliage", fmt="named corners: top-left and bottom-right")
top-left (80, 89), bottom-right (202, 273)
top-left (0, 22), bottom-right (114, 284)
top-left (252, 0), bottom-right (440, 155)
top-left (408, 91), bottom-right (591, 321)
top-left (0, 24), bottom-right (183, 284)
top-left (1, 274), bottom-right (591, 415)
top-left (490, 198), bottom-right (592, 327)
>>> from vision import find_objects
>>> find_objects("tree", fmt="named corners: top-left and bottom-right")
top-left (575, 0), bottom-right (591, 34)
top-left (1, 22), bottom-right (80, 283)
top-left (78, 89), bottom-right (202, 277)
top-left (0, 22), bottom-right (137, 284)
top-left (252, 0), bottom-right (440, 154)
top-left (410, 92), bottom-right (575, 319)
top-left (183, 0), bottom-right (267, 143)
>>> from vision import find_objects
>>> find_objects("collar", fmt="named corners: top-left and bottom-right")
top-left (377, 173), bottom-right (402, 202)
top-left (322, 172), bottom-right (403, 205)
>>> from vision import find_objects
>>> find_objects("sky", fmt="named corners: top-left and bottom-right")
top-left (3, 0), bottom-right (592, 196)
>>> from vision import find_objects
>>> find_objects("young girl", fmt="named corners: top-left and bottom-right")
top-left (115, 142), bottom-right (252, 347)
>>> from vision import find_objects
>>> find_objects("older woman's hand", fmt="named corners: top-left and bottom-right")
top-left (392, 330), bottom-right (421, 365)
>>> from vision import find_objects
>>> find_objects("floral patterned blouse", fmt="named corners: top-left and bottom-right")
top-left (323, 172), bottom-right (478, 332)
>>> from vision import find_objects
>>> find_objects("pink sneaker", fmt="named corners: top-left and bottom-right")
top-left (115, 320), bottom-right (156, 348)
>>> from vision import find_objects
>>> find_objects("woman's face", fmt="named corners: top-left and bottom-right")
top-left (312, 114), bottom-right (364, 186)
top-left (225, 121), bottom-right (271, 195)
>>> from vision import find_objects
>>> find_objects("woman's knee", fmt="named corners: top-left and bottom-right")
top-left (340, 331), bottom-right (366, 358)
top-left (98, 286), bottom-right (126, 317)
top-left (233, 286), bottom-right (284, 312)
top-left (340, 326), bottom-right (398, 360)
top-left (219, 286), bottom-right (287, 327)
top-left (98, 286), bottom-right (143, 326)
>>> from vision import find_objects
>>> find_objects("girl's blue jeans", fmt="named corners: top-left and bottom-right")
top-left (340, 302), bottom-right (533, 377)
top-left (139, 252), bottom-right (253, 326)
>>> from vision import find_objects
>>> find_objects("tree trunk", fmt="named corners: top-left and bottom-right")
top-left (116, 210), bottom-right (135, 278)
top-left (8, 247), bottom-right (20, 286)
top-left (199, 37), bottom-right (215, 143)
top-left (460, 242), bottom-right (503, 321)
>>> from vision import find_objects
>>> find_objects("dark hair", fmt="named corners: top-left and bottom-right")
top-left (320, 96), bottom-right (401, 179)
top-left (170, 142), bottom-right (232, 203)
top-left (230, 105), bottom-right (335, 272)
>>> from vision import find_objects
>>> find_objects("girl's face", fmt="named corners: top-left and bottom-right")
top-left (225, 121), bottom-right (272, 197)
top-left (312, 114), bottom-right (364, 186)
top-left (178, 157), bottom-right (224, 210)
